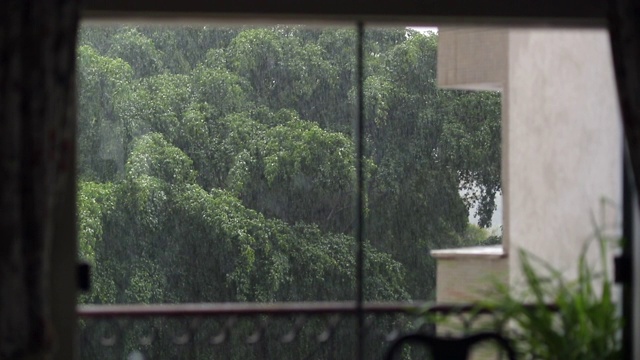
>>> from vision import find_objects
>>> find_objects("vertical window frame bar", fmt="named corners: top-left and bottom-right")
top-left (355, 20), bottom-right (366, 360)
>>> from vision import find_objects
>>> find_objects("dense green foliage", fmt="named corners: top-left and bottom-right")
top-left (77, 25), bottom-right (501, 358)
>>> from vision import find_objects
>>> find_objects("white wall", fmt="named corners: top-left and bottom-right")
top-left (505, 29), bottom-right (622, 284)
top-left (437, 27), bottom-right (507, 91)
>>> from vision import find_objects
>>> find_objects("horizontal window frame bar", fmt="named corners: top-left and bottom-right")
top-left (82, 0), bottom-right (607, 27)
top-left (78, 302), bottom-right (424, 318)
top-left (77, 301), bottom-right (558, 318)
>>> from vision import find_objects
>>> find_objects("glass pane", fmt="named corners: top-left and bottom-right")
top-left (76, 22), bottom-right (624, 360)
top-left (362, 26), bottom-right (503, 302)
top-left (76, 24), bottom-right (368, 304)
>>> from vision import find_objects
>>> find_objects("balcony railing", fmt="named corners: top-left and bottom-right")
top-left (78, 301), bottom-right (538, 359)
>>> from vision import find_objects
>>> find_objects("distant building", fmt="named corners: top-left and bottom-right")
top-left (432, 27), bottom-right (622, 303)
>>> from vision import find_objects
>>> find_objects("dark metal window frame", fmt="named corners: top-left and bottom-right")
top-left (82, 0), bottom-right (607, 26)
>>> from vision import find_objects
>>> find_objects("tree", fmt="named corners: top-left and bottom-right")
top-left (107, 27), bottom-right (166, 78)
top-left (76, 24), bottom-right (503, 359)
top-left (227, 28), bottom-right (337, 122)
top-left (361, 31), bottom-right (501, 299)
top-left (229, 116), bottom-right (361, 233)
top-left (76, 45), bottom-right (133, 182)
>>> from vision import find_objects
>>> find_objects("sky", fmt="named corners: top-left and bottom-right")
top-left (408, 26), bottom-right (438, 34)
top-left (469, 192), bottom-right (503, 233)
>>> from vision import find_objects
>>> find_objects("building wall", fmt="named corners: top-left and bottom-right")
top-left (434, 255), bottom-right (508, 303)
top-left (436, 28), bottom-right (510, 306)
top-left (438, 27), bottom-right (621, 286)
top-left (437, 27), bottom-right (507, 91)
top-left (434, 27), bottom-right (622, 359)
top-left (505, 29), bottom-right (622, 284)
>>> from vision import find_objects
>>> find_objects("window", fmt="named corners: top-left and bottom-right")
top-left (74, 2), bottom-right (626, 359)
top-left (77, 22), bottom-right (507, 358)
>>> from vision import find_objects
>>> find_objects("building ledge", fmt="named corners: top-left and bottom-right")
top-left (431, 245), bottom-right (505, 259)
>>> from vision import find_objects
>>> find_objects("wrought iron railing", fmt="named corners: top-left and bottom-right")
top-left (78, 302), bottom-right (536, 359)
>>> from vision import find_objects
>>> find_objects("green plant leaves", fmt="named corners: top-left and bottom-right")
top-left (479, 241), bottom-right (622, 360)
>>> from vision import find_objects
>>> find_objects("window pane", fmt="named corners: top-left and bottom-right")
top-left (362, 26), bottom-right (503, 302)
top-left (76, 23), bottom-right (624, 360)
top-left (77, 24), bottom-right (369, 304)
top-left (77, 24), bottom-right (509, 307)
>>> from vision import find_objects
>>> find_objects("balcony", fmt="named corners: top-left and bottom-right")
top-left (78, 301), bottom-right (528, 359)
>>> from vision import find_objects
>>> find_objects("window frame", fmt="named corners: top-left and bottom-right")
top-left (66, 2), bottom-right (630, 360)
top-left (81, 0), bottom-right (607, 27)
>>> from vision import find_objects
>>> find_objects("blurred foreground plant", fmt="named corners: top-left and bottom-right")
top-left (479, 233), bottom-right (622, 360)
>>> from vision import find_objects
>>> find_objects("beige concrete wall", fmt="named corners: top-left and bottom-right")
top-left (434, 254), bottom-right (508, 303)
top-left (505, 29), bottom-right (622, 284)
top-left (437, 27), bottom-right (621, 285)
top-left (432, 250), bottom-right (508, 360)
top-left (437, 27), bottom-right (508, 91)
top-left (433, 27), bottom-right (621, 360)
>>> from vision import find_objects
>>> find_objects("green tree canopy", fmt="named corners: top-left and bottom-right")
top-left (77, 24), bottom-right (501, 306)
top-left (77, 24), bottom-right (502, 360)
